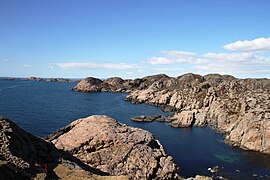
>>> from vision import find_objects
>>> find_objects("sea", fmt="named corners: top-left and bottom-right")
top-left (0, 80), bottom-right (269, 179)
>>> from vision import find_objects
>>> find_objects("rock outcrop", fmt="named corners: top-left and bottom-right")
top-left (72, 73), bottom-right (270, 155)
top-left (0, 116), bottom-right (128, 179)
top-left (126, 75), bottom-right (270, 154)
top-left (47, 115), bottom-right (181, 179)
top-left (131, 115), bottom-right (163, 122)
top-left (72, 74), bottom-right (171, 93)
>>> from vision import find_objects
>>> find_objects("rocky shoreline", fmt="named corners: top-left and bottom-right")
top-left (1, 115), bottom-right (185, 179)
top-left (72, 73), bottom-right (270, 155)
top-left (47, 115), bottom-right (181, 179)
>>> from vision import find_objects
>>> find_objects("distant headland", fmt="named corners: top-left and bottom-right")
top-left (0, 76), bottom-right (80, 83)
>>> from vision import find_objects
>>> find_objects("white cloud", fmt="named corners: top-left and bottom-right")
top-left (162, 50), bottom-right (196, 57)
top-left (149, 67), bottom-right (183, 71)
top-left (194, 52), bottom-right (270, 75)
top-left (223, 37), bottom-right (270, 52)
top-left (23, 64), bottom-right (32, 68)
top-left (57, 62), bottom-right (185, 74)
top-left (57, 62), bottom-right (141, 70)
top-left (57, 37), bottom-right (270, 78)
top-left (147, 49), bottom-right (270, 77)
top-left (147, 57), bottom-right (173, 65)
top-left (203, 52), bottom-right (254, 62)
top-left (194, 58), bottom-right (209, 64)
top-left (174, 58), bottom-right (209, 64)
top-left (147, 50), bottom-right (207, 65)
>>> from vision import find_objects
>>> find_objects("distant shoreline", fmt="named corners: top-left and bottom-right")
top-left (0, 77), bottom-right (81, 83)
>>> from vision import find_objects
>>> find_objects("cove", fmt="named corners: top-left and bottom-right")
top-left (0, 80), bottom-right (269, 179)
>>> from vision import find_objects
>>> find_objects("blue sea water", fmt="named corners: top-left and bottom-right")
top-left (0, 80), bottom-right (269, 179)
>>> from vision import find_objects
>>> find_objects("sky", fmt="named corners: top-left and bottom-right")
top-left (0, 0), bottom-right (270, 79)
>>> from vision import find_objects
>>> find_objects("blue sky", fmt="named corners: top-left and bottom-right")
top-left (0, 0), bottom-right (270, 78)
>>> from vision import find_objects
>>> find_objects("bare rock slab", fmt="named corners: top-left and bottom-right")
top-left (48, 115), bottom-right (181, 179)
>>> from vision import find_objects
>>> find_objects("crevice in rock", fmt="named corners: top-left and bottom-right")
top-left (261, 120), bottom-right (266, 152)
top-left (147, 139), bottom-right (160, 149)
top-left (148, 156), bottom-right (161, 180)
top-left (190, 112), bottom-right (196, 127)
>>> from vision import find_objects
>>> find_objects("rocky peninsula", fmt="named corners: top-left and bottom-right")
top-left (0, 115), bottom-right (182, 179)
top-left (72, 73), bottom-right (270, 155)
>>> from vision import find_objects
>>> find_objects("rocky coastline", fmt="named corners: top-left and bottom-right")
top-left (72, 73), bottom-right (270, 155)
top-left (47, 115), bottom-right (181, 179)
top-left (0, 115), bottom-right (183, 179)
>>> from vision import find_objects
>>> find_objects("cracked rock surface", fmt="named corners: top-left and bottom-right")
top-left (47, 115), bottom-right (181, 179)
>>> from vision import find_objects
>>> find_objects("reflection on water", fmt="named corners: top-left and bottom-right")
top-left (0, 80), bottom-right (269, 179)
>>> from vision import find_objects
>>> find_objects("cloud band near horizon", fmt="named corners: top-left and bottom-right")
top-left (56, 37), bottom-right (270, 77)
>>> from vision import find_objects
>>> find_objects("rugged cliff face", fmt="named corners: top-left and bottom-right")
top-left (72, 73), bottom-right (270, 155)
top-left (47, 115), bottom-right (181, 180)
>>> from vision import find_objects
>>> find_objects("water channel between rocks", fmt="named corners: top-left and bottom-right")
top-left (0, 80), bottom-right (269, 179)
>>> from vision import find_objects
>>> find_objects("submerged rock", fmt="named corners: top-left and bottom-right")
top-left (47, 115), bottom-right (181, 179)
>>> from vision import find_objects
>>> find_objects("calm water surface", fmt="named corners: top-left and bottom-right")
top-left (0, 80), bottom-right (269, 179)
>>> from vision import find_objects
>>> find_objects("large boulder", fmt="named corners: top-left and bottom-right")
top-left (47, 115), bottom-right (181, 179)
